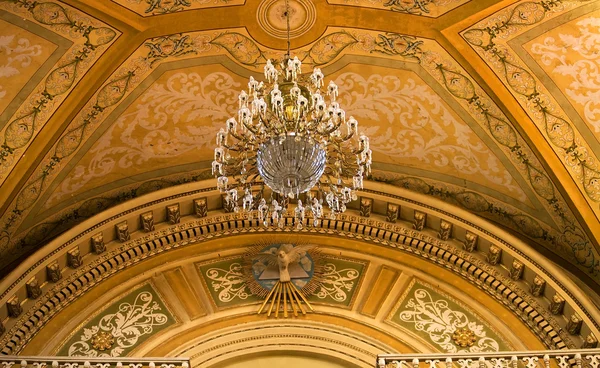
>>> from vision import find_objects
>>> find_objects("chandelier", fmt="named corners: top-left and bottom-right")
top-left (212, 1), bottom-right (371, 228)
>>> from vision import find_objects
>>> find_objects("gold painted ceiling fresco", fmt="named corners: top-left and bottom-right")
top-left (0, 0), bottom-right (600, 293)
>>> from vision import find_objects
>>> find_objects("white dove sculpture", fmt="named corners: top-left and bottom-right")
top-left (253, 244), bottom-right (318, 318)
top-left (255, 244), bottom-right (312, 282)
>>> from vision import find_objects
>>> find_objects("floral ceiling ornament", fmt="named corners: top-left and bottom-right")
top-left (212, 0), bottom-right (372, 228)
top-left (91, 331), bottom-right (114, 351)
top-left (244, 243), bottom-right (324, 318)
top-left (66, 289), bottom-right (170, 357)
top-left (398, 287), bottom-right (501, 352)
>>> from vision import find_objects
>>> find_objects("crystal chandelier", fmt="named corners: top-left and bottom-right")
top-left (212, 0), bottom-right (372, 228)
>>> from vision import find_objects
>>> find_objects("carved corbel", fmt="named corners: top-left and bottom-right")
top-left (531, 275), bottom-right (545, 297)
top-left (7, 296), bottom-right (22, 318)
top-left (167, 204), bottom-right (181, 224)
top-left (486, 245), bottom-right (501, 265)
top-left (91, 233), bottom-right (106, 254)
top-left (550, 293), bottom-right (565, 315)
top-left (413, 211), bottom-right (426, 231)
top-left (26, 277), bottom-right (42, 300)
top-left (567, 314), bottom-right (583, 335)
top-left (583, 333), bottom-right (598, 348)
top-left (141, 211), bottom-right (155, 232)
top-left (116, 221), bottom-right (130, 243)
top-left (464, 231), bottom-right (478, 252)
top-left (194, 198), bottom-right (208, 217)
top-left (47, 261), bottom-right (61, 283)
top-left (509, 260), bottom-right (524, 280)
top-left (438, 220), bottom-right (452, 241)
top-left (360, 197), bottom-right (373, 217)
top-left (386, 203), bottom-right (399, 223)
top-left (67, 247), bottom-right (82, 269)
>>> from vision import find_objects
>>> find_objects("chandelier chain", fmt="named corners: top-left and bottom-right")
top-left (285, 0), bottom-right (291, 58)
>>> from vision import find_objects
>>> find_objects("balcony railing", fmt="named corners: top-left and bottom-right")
top-left (0, 357), bottom-right (190, 368)
top-left (378, 349), bottom-right (600, 368)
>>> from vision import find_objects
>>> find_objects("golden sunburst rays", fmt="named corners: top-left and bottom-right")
top-left (257, 281), bottom-right (315, 318)
top-left (243, 239), bottom-right (325, 318)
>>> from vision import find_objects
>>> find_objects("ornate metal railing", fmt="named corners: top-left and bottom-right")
top-left (377, 349), bottom-right (600, 368)
top-left (0, 357), bottom-right (190, 368)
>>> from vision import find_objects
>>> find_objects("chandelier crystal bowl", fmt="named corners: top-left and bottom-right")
top-left (212, 55), bottom-right (372, 228)
top-left (257, 134), bottom-right (326, 198)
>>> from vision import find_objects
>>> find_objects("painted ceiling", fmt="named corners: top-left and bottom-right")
top-left (0, 0), bottom-right (599, 290)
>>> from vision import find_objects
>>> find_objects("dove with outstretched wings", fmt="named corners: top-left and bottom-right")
top-left (254, 244), bottom-right (314, 282)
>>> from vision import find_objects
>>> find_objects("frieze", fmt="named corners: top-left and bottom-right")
top-left (0, 212), bottom-right (580, 353)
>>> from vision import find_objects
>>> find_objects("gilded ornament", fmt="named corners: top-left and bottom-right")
top-left (141, 212), bottom-right (155, 232)
top-left (91, 331), bottom-right (114, 351)
top-left (413, 211), bottom-right (426, 231)
top-left (509, 260), bottom-right (524, 280)
top-left (550, 293), bottom-right (565, 315)
top-left (583, 334), bottom-right (598, 348)
top-left (531, 275), bottom-right (545, 297)
top-left (244, 243), bottom-right (325, 318)
top-left (452, 327), bottom-right (477, 348)
top-left (464, 231), bottom-right (478, 252)
top-left (486, 245), bottom-right (502, 265)
top-left (47, 261), bottom-right (61, 283)
top-left (0, 319), bottom-right (4, 335)
top-left (26, 277), bottom-right (42, 300)
top-left (194, 198), bottom-right (208, 218)
top-left (68, 247), bottom-right (82, 269)
top-left (7, 296), bottom-right (22, 318)
top-left (567, 314), bottom-right (583, 335)
top-left (359, 198), bottom-right (373, 217)
top-left (91, 233), bottom-right (106, 254)
top-left (386, 203), bottom-right (399, 223)
top-left (167, 204), bottom-right (181, 224)
top-left (438, 220), bottom-right (452, 241)
top-left (115, 221), bottom-right (130, 243)
top-left (397, 285), bottom-right (501, 352)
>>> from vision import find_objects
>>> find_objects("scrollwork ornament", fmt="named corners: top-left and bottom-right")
top-left (313, 263), bottom-right (360, 303)
top-left (458, 359), bottom-right (473, 368)
top-left (522, 357), bottom-right (538, 368)
top-left (586, 354), bottom-right (600, 366)
top-left (398, 288), bottom-right (500, 352)
top-left (67, 290), bottom-right (169, 357)
top-left (206, 262), bottom-right (251, 303)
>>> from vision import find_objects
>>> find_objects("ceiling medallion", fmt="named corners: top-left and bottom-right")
top-left (257, 0), bottom-right (316, 39)
top-left (213, 0), bottom-right (371, 228)
top-left (452, 327), bottom-right (476, 347)
top-left (91, 331), bottom-right (115, 351)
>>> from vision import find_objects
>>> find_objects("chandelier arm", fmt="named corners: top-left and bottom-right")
top-left (324, 120), bottom-right (344, 135)
top-left (241, 120), bottom-right (260, 135)
top-left (227, 130), bottom-right (246, 142)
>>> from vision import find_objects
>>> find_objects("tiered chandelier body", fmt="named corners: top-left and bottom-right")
top-left (212, 2), bottom-right (371, 228)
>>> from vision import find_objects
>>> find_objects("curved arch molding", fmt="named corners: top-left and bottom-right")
top-left (0, 180), bottom-right (599, 355)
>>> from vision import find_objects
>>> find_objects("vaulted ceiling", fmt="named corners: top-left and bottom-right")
top-left (1, 0), bottom-right (599, 291)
